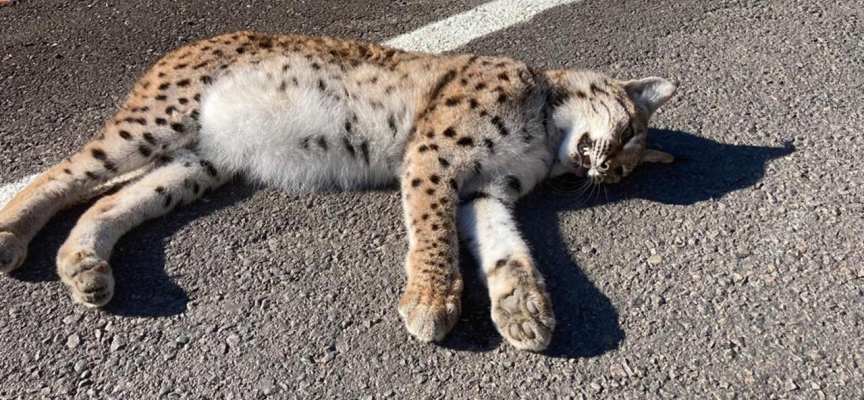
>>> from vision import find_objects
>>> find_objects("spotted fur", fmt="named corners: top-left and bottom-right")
top-left (0, 31), bottom-right (676, 351)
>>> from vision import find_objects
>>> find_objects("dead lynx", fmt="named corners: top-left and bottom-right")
top-left (0, 31), bottom-right (676, 351)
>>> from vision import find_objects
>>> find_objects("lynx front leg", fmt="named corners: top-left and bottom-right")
top-left (458, 196), bottom-right (555, 351)
top-left (397, 160), bottom-right (463, 342)
top-left (57, 151), bottom-right (226, 307)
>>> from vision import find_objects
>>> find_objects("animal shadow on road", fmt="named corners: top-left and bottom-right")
top-left (442, 129), bottom-right (794, 358)
top-left (10, 129), bottom-right (793, 340)
top-left (9, 183), bottom-right (256, 318)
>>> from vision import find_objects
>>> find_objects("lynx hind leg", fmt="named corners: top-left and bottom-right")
top-left (57, 150), bottom-right (226, 307)
top-left (458, 197), bottom-right (555, 351)
top-left (0, 110), bottom-right (196, 273)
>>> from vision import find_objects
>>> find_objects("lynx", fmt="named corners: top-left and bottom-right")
top-left (0, 31), bottom-right (676, 351)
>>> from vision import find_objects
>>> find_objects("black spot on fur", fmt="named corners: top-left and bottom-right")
top-left (158, 83), bottom-right (170, 90)
top-left (316, 136), bottom-right (328, 150)
top-left (163, 194), bottom-right (173, 208)
top-left (456, 137), bottom-right (474, 147)
top-left (498, 72), bottom-right (509, 81)
top-left (85, 171), bottom-right (99, 180)
top-left (200, 75), bottom-right (213, 85)
top-left (171, 123), bottom-right (185, 133)
top-left (63, 168), bottom-right (72, 175)
top-left (91, 148), bottom-right (107, 161)
top-left (119, 130), bottom-right (133, 140)
top-left (165, 106), bottom-right (176, 115)
top-left (483, 139), bottom-right (495, 152)
top-left (497, 93), bottom-right (508, 103)
top-left (317, 79), bottom-right (326, 91)
top-left (475, 82), bottom-right (487, 90)
top-left (142, 132), bottom-right (157, 145)
top-left (103, 161), bottom-right (117, 172)
top-left (429, 175), bottom-right (440, 184)
top-left (468, 98), bottom-right (478, 109)
top-left (387, 115), bottom-right (398, 136)
top-left (443, 127), bottom-right (456, 138)
top-left (155, 95), bottom-right (167, 101)
top-left (411, 179), bottom-right (422, 188)
top-left (177, 79), bottom-right (191, 87)
top-left (155, 186), bottom-right (165, 193)
top-left (506, 176), bottom-right (522, 193)
top-left (449, 179), bottom-right (458, 190)
top-left (200, 160), bottom-right (218, 177)
top-left (343, 138), bottom-right (356, 158)
top-left (138, 145), bottom-right (152, 157)
top-left (438, 157), bottom-right (450, 168)
top-left (444, 97), bottom-right (461, 106)
top-left (193, 93), bottom-right (201, 102)
top-left (300, 137), bottom-right (310, 149)
top-left (490, 116), bottom-right (509, 136)
top-left (155, 117), bottom-right (168, 126)
top-left (428, 70), bottom-right (457, 101)
top-left (360, 141), bottom-right (370, 164)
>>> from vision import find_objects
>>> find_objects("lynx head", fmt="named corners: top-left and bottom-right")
top-left (547, 70), bottom-right (676, 183)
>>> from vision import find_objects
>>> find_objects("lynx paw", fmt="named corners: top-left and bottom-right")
top-left (58, 250), bottom-right (114, 308)
top-left (397, 278), bottom-right (463, 342)
top-left (491, 282), bottom-right (555, 351)
top-left (0, 231), bottom-right (27, 273)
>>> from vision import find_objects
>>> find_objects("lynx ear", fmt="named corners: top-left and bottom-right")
top-left (623, 77), bottom-right (677, 115)
top-left (640, 149), bottom-right (674, 164)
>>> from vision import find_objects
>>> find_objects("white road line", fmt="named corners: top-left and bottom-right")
top-left (384, 0), bottom-right (578, 53)
top-left (0, 174), bottom-right (38, 206)
top-left (0, 0), bottom-right (578, 208)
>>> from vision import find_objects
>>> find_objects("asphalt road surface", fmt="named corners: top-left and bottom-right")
top-left (1, 0), bottom-right (862, 398)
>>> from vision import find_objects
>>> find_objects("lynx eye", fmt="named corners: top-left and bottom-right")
top-left (621, 126), bottom-right (635, 143)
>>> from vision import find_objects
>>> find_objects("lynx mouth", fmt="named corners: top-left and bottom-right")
top-left (575, 136), bottom-right (594, 168)
top-left (570, 166), bottom-right (587, 177)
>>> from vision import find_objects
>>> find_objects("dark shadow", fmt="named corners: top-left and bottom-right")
top-left (437, 245), bottom-right (503, 352)
top-left (539, 129), bottom-right (792, 358)
top-left (8, 181), bottom-right (255, 318)
top-left (7, 130), bottom-right (793, 344)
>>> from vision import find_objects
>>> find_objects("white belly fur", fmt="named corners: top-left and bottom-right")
top-left (197, 56), bottom-right (416, 191)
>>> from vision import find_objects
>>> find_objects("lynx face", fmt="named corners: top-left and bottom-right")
top-left (551, 72), bottom-right (677, 183)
